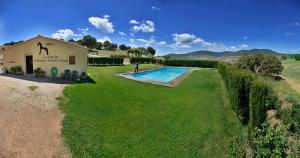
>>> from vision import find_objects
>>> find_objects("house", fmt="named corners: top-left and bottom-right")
top-left (2, 35), bottom-right (90, 77)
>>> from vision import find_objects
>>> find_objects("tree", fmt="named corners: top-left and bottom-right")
top-left (95, 42), bottom-right (103, 50)
top-left (128, 48), bottom-right (142, 58)
top-left (103, 40), bottom-right (111, 50)
top-left (106, 43), bottom-right (117, 51)
top-left (281, 55), bottom-right (288, 60)
top-left (111, 43), bottom-right (118, 50)
top-left (147, 47), bottom-right (156, 56)
top-left (82, 35), bottom-right (97, 48)
top-left (164, 56), bottom-right (170, 60)
top-left (237, 53), bottom-right (283, 77)
top-left (76, 39), bottom-right (83, 45)
top-left (119, 44), bottom-right (127, 50)
top-left (295, 54), bottom-right (300, 61)
top-left (139, 47), bottom-right (147, 54)
top-left (3, 40), bottom-right (23, 46)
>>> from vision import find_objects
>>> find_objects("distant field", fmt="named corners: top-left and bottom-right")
top-left (282, 59), bottom-right (300, 82)
top-left (60, 65), bottom-right (244, 158)
top-left (271, 59), bottom-right (300, 101)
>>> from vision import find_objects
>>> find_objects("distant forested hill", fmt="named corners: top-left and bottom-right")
top-left (164, 49), bottom-right (285, 60)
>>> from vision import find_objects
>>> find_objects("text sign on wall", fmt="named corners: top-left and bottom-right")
top-left (34, 55), bottom-right (68, 63)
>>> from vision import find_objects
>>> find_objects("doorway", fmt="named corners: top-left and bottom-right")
top-left (26, 55), bottom-right (33, 74)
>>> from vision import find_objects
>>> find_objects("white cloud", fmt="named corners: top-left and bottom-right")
top-left (129, 20), bottom-right (140, 25)
top-left (88, 16), bottom-right (114, 33)
top-left (51, 29), bottom-right (80, 40)
top-left (128, 44), bottom-right (138, 48)
top-left (239, 44), bottom-right (249, 49)
top-left (285, 32), bottom-right (294, 36)
top-left (158, 41), bottom-right (167, 45)
top-left (78, 27), bottom-right (89, 35)
top-left (129, 38), bottom-right (135, 43)
top-left (131, 20), bottom-right (155, 33)
top-left (119, 31), bottom-right (126, 36)
top-left (151, 6), bottom-right (160, 10)
top-left (137, 39), bottom-right (147, 43)
top-left (97, 36), bottom-right (112, 43)
top-left (291, 22), bottom-right (299, 26)
top-left (137, 37), bottom-right (156, 47)
top-left (130, 33), bottom-right (135, 37)
top-left (171, 33), bottom-right (203, 48)
top-left (103, 15), bottom-right (110, 19)
top-left (289, 48), bottom-right (300, 53)
top-left (171, 33), bottom-right (249, 51)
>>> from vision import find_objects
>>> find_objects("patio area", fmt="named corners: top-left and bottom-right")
top-left (0, 75), bottom-right (70, 157)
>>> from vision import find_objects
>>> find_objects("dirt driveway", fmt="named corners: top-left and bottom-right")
top-left (0, 75), bottom-right (70, 158)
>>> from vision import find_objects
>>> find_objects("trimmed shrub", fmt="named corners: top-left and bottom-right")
top-left (10, 67), bottom-right (17, 74)
top-left (249, 78), bottom-right (277, 133)
top-left (10, 66), bottom-right (22, 74)
top-left (15, 66), bottom-right (22, 73)
top-left (88, 57), bottom-right (124, 66)
top-left (164, 60), bottom-right (217, 68)
top-left (131, 58), bottom-right (153, 64)
top-left (34, 67), bottom-right (46, 77)
top-left (218, 62), bottom-right (253, 123)
top-left (130, 58), bottom-right (165, 65)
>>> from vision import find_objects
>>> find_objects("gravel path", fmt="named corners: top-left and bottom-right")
top-left (0, 75), bottom-right (70, 158)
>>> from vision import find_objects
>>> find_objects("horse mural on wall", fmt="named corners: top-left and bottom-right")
top-left (37, 42), bottom-right (49, 55)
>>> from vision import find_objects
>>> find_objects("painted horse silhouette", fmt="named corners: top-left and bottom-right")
top-left (37, 42), bottom-right (49, 55)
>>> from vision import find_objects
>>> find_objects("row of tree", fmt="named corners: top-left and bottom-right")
top-left (127, 47), bottom-right (156, 57)
top-left (69, 35), bottom-right (156, 56)
top-left (3, 40), bottom-right (23, 46)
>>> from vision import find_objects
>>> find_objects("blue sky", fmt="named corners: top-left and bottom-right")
top-left (0, 0), bottom-right (299, 55)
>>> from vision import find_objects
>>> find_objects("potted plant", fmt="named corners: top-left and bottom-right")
top-left (34, 67), bottom-right (46, 77)
top-left (15, 66), bottom-right (23, 75)
top-left (34, 67), bottom-right (42, 77)
top-left (39, 70), bottom-right (46, 77)
top-left (10, 67), bottom-right (17, 74)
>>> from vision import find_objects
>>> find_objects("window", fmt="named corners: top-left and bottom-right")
top-left (69, 56), bottom-right (75, 65)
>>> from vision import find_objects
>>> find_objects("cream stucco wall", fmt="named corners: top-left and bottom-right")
top-left (3, 36), bottom-right (88, 77)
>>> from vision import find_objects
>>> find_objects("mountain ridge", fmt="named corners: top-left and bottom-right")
top-left (164, 49), bottom-right (285, 60)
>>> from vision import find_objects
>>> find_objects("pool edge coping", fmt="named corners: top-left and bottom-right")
top-left (116, 67), bottom-right (201, 87)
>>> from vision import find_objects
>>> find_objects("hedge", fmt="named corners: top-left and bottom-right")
top-left (131, 58), bottom-right (154, 64)
top-left (130, 58), bottom-right (164, 65)
top-left (164, 60), bottom-right (218, 68)
top-left (218, 62), bottom-right (253, 123)
top-left (88, 57), bottom-right (124, 66)
top-left (249, 79), bottom-right (272, 135)
top-left (218, 61), bottom-right (280, 133)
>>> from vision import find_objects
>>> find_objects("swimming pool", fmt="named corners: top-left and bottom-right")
top-left (127, 67), bottom-right (191, 83)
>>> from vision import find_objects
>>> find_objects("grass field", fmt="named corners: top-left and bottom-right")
top-left (60, 65), bottom-right (244, 158)
top-left (282, 59), bottom-right (300, 82)
top-left (273, 59), bottom-right (300, 100)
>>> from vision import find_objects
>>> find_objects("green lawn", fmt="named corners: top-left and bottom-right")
top-left (60, 65), bottom-right (244, 158)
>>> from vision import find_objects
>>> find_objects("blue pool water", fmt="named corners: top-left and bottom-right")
top-left (128, 67), bottom-right (191, 83)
